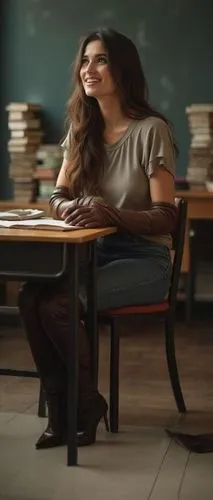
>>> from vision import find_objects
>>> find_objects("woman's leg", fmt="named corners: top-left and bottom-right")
top-left (38, 283), bottom-right (108, 446)
top-left (79, 254), bottom-right (172, 313)
top-left (95, 255), bottom-right (172, 311)
top-left (37, 283), bottom-right (93, 398)
top-left (80, 236), bottom-right (172, 311)
top-left (18, 282), bottom-right (67, 394)
top-left (18, 282), bottom-right (68, 448)
top-left (18, 280), bottom-right (93, 396)
top-left (19, 280), bottom-right (107, 448)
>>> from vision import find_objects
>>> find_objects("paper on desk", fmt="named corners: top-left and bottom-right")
top-left (0, 209), bottom-right (45, 220)
top-left (0, 218), bottom-right (78, 231)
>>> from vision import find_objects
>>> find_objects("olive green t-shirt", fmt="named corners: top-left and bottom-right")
top-left (61, 116), bottom-right (176, 249)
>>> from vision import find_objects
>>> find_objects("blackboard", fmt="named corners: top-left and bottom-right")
top-left (1, 0), bottom-right (213, 197)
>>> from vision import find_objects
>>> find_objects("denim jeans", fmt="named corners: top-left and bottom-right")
top-left (80, 233), bottom-right (172, 311)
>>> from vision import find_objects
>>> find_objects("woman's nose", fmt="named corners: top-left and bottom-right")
top-left (87, 60), bottom-right (96, 72)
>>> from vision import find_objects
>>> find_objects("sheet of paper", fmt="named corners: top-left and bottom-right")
top-left (0, 218), bottom-right (76, 229)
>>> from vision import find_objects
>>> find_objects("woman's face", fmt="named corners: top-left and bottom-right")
top-left (80, 40), bottom-right (116, 99)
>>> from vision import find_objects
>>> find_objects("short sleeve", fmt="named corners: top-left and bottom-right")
top-left (143, 118), bottom-right (176, 178)
top-left (60, 127), bottom-right (72, 161)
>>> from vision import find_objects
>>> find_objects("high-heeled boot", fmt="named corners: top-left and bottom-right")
top-left (36, 393), bottom-right (67, 449)
top-left (36, 390), bottom-right (109, 449)
top-left (77, 391), bottom-right (109, 446)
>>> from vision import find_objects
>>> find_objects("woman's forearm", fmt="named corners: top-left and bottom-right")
top-left (96, 201), bottom-right (177, 235)
top-left (49, 187), bottom-right (75, 219)
top-left (49, 186), bottom-right (99, 219)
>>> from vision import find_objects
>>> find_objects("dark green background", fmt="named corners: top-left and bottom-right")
top-left (1, 0), bottom-right (213, 198)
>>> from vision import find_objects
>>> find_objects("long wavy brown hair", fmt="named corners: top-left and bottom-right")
top-left (66, 28), bottom-right (177, 197)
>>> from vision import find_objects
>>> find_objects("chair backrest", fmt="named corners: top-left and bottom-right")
top-left (168, 197), bottom-right (187, 308)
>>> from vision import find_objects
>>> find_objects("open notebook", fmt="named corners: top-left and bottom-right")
top-left (0, 218), bottom-right (78, 231)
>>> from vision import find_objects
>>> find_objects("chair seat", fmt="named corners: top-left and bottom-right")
top-left (99, 300), bottom-right (169, 317)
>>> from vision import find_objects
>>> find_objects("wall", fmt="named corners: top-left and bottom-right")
top-left (1, 0), bottom-right (213, 198)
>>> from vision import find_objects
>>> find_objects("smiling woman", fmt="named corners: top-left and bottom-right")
top-left (18, 28), bottom-right (178, 452)
top-left (80, 41), bottom-right (116, 100)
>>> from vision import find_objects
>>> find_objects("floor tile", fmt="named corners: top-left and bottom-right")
top-left (149, 441), bottom-right (189, 499)
top-left (180, 453), bottom-right (213, 499)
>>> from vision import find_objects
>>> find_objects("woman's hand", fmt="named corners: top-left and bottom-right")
top-left (64, 200), bottom-right (111, 228)
top-left (61, 196), bottom-right (95, 220)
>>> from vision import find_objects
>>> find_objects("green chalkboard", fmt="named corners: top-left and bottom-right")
top-left (1, 0), bottom-right (213, 197)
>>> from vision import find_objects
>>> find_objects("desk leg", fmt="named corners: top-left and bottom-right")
top-left (86, 241), bottom-right (98, 387)
top-left (67, 244), bottom-right (79, 466)
top-left (0, 282), bottom-right (6, 304)
top-left (185, 224), bottom-right (196, 324)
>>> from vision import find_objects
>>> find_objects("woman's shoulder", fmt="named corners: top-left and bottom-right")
top-left (132, 116), bottom-right (174, 149)
top-left (134, 116), bottom-right (171, 135)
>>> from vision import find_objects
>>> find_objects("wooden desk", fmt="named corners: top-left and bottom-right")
top-left (174, 190), bottom-right (213, 321)
top-left (0, 200), bottom-right (48, 211)
top-left (176, 190), bottom-right (213, 273)
top-left (1, 191), bottom-right (213, 300)
top-left (0, 225), bottom-right (115, 466)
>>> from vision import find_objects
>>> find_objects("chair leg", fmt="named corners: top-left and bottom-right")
top-left (185, 225), bottom-right (196, 324)
top-left (109, 319), bottom-right (120, 432)
top-left (103, 413), bottom-right (110, 432)
top-left (38, 382), bottom-right (46, 418)
top-left (165, 313), bottom-right (186, 413)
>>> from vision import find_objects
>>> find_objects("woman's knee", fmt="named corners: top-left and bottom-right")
top-left (38, 295), bottom-right (54, 322)
top-left (18, 282), bottom-right (40, 311)
top-left (38, 288), bottom-right (80, 326)
top-left (37, 287), bottom-right (66, 324)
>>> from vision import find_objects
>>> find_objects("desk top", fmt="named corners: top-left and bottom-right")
top-left (177, 190), bottom-right (213, 200)
top-left (0, 226), bottom-right (116, 243)
top-left (0, 200), bottom-right (48, 210)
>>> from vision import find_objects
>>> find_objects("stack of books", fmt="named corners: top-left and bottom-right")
top-left (6, 102), bottom-right (43, 201)
top-left (186, 104), bottom-right (213, 189)
top-left (34, 145), bottom-right (62, 201)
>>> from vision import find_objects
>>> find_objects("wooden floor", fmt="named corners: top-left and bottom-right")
top-left (1, 311), bottom-right (213, 499)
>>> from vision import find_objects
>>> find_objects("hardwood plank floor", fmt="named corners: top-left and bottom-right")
top-left (1, 314), bottom-right (213, 423)
top-left (1, 313), bottom-right (213, 499)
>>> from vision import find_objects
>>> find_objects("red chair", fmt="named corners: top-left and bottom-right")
top-left (99, 198), bottom-right (187, 432)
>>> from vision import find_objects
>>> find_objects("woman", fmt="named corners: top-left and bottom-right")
top-left (18, 28), bottom-right (177, 450)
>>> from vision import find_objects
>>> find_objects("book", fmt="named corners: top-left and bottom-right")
top-left (0, 217), bottom-right (78, 231)
top-left (36, 145), bottom-right (62, 161)
top-left (8, 119), bottom-right (41, 130)
top-left (186, 104), bottom-right (213, 113)
top-left (8, 111), bottom-right (34, 121)
top-left (34, 167), bottom-right (59, 180)
top-left (8, 144), bottom-right (39, 153)
top-left (9, 165), bottom-right (36, 179)
top-left (6, 102), bottom-right (41, 112)
top-left (11, 130), bottom-right (43, 139)
top-left (8, 137), bottom-right (42, 146)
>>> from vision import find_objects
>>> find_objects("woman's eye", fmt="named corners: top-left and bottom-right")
top-left (97, 56), bottom-right (107, 64)
top-left (81, 56), bottom-right (107, 67)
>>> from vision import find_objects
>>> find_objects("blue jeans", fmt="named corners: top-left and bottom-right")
top-left (80, 233), bottom-right (172, 311)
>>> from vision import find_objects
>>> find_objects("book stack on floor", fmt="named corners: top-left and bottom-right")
top-left (186, 104), bottom-right (213, 190)
top-left (34, 144), bottom-right (62, 201)
top-left (6, 102), bottom-right (43, 201)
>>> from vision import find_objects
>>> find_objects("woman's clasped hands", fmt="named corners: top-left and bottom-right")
top-left (62, 197), bottom-right (111, 228)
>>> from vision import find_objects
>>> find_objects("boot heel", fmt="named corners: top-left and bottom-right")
top-left (77, 393), bottom-right (108, 446)
top-left (103, 412), bottom-right (109, 432)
